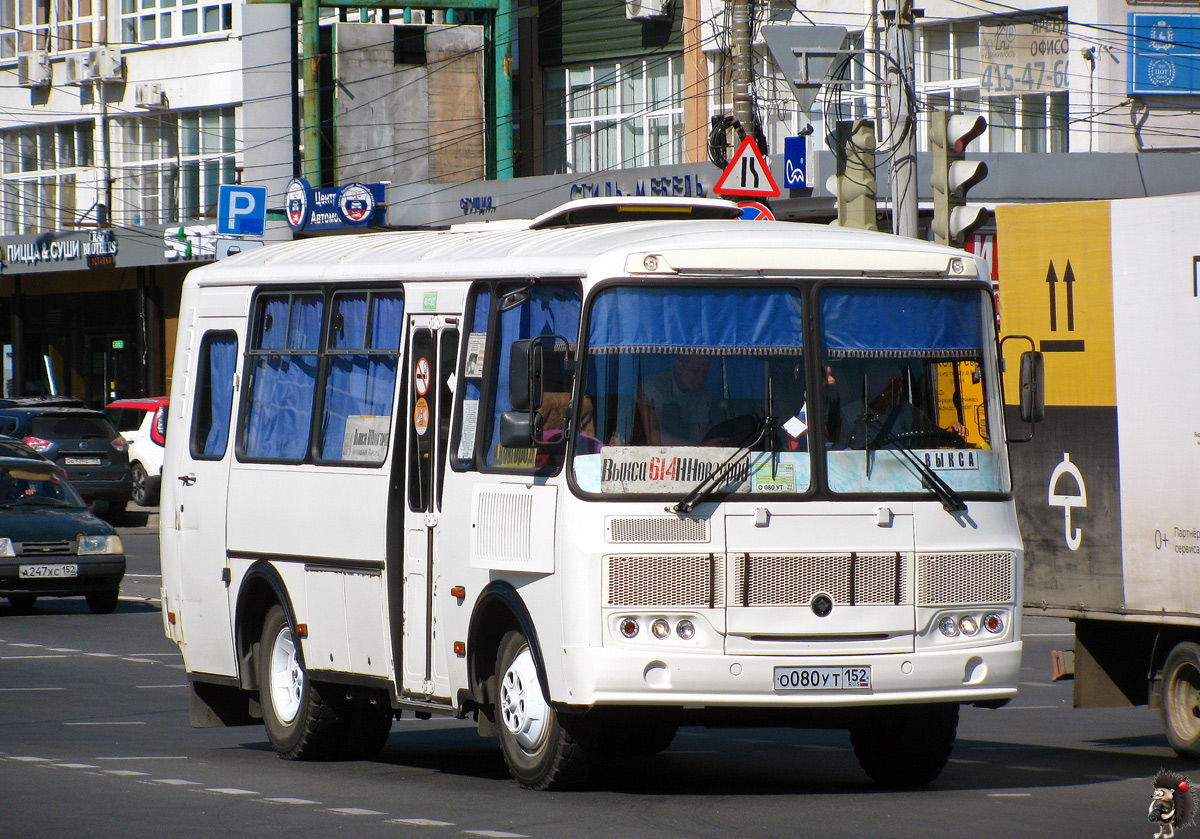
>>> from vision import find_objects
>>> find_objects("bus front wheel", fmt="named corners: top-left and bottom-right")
top-left (494, 630), bottom-right (594, 790)
top-left (258, 604), bottom-right (344, 760)
top-left (849, 703), bottom-right (958, 786)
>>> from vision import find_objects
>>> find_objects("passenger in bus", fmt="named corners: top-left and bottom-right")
top-left (636, 354), bottom-right (718, 445)
top-left (823, 361), bottom-right (967, 449)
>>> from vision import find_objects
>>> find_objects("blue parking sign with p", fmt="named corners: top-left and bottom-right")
top-left (217, 185), bottom-right (268, 236)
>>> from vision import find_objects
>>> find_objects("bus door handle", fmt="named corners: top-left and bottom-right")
top-left (178, 474), bottom-right (196, 486)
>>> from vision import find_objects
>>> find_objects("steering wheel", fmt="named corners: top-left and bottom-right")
top-left (701, 413), bottom-right (766, 447)
top-left (887, 427), bottom-right (971, 449)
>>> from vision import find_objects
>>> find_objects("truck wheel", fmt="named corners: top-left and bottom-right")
top-left (1162, 643), bottom-right (1200, 757)
top-left (258, 604), bottom-right (344, 760)
top-left (495, 630), bottom-right (594, 790)
top-left (850, 703), bottom-right (959, 786)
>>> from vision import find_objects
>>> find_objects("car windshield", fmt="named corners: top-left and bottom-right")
top-left (0, 463), bottom-right (86, 508)
top-left (572, 285), bottom-right (810, 497)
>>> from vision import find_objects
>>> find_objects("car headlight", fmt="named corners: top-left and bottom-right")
top-left (78, 534), bottom-right (123, 555)
top-left (0, 537), bottom-right (14, 558)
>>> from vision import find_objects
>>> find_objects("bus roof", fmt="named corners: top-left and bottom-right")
top-left (186, 218), bottom-right (978, 288)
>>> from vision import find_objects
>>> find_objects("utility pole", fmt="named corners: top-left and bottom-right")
top-left (886, 0), bottom-right (917, 238)
top-left (730, 0), bottom-right (753, 133)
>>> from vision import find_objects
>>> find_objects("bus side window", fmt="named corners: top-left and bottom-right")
top-left (191, 331), bottom-right (238, 460)
top-left (449, 285), bottom-right (491, 471)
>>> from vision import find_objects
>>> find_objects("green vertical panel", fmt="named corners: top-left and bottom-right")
top-left (540, 0), bottom-right (680, 65)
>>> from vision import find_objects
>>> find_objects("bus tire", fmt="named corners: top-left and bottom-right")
top-left (1162, 642), bottom-right (1200, 758)
top-left (258, 604), bottom-right (344, 760)
top-left (337, 689), bottom-right (394, 760)
top-left (850, 703), bottom-right (958, 787)
top-left (495, 630), bottom-right (594, 790)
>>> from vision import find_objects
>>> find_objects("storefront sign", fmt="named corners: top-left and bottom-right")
top-left (979, 18), bottom-right (1070, 97)
top-left (568, 172), bottom-right (708, 201)
top-left (1129, 14), bottom-right (1200, 95)
top-left (285, 178), bottom-right (387, 232)
top-left (2, 230), bottom-right (117, 271)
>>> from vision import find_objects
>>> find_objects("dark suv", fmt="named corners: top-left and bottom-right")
top-left (0, 406), bottom-right (132, 518)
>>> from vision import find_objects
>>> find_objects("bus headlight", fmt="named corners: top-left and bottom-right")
top-left (938, 617), bottom-right (959, 637)
top-left (958, 616), bottom-right (979, 636)
top-left (651, 619), bottom-right (671, 639)
top-left (982, 613), bottom-right (1005, 634)
top-left (619, 617), bottom-right (640, 638)
top-left (676, 619), bottom-right (696, 640)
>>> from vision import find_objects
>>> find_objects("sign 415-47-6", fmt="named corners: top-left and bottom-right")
top-left (980, 59), bottom-right (1068, 95)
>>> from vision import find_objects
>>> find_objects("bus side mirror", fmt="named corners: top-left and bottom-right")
top-left (509, 339), bottom-right (544, 413)
top-left (1019, 350), bottom-right (1045, 424)
top-left (499, 409), bottom-right (544, 448)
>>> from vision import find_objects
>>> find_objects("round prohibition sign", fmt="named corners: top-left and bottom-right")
top-left (414, 357), bottom-right (431, 396)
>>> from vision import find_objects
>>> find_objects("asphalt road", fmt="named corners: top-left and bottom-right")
top-left (0, 518), bottom-right (1190, 838)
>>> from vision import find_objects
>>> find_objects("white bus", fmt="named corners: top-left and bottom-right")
top-left (159, 197), bottom-right (1038, 790)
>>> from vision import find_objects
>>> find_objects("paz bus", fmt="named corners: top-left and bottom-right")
top-left (159, 197), bottom-right (1040, 790)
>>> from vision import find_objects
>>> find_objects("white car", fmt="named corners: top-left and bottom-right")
top-left (104, 397), bottom-right (168, 507)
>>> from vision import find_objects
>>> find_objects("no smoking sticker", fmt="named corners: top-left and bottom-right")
top-left (415, 357), bottom-right (431, 396)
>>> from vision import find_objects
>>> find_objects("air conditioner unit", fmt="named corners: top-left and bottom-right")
top-left (63, 53), bottom-right (89, 85)
top-left (625, 0), bottom-right (669, 20)
top-left (135, 82), bottom-right (168, 109)
top-left (86, 47), bottom-right (124, 82)
top-left (16, 53), bottom-right (51, 88)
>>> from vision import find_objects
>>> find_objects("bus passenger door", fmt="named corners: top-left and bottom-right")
top-left (401, 317), bottom-right (459, 701)
top-left (170, 314), bottom-right (243, 677)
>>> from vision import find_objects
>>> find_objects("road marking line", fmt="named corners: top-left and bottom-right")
top-left (1, 655), bottom-right (69, 660)
top-left (9, 642), bottom-right (43, 648)
top-left (8, 756), bottom-right (50, 762)
top-left (0, 687), bottom-right (65, 692)
top-left (95, 756), bottom-right (188, 761)
top-left (208, 788), bottom-right (259, 795)
top-left (154, 779), bottom-right (200, 786)
top-left (464, 831), bottom-right (529, 838)
top-left (388, 819), bottom-right (455, 827)
top-left (65, 721), bottom-right (146, 726)
top-left (988, 793), bottom-right (1032, 797)
top-left (104, 770), bottom-right (150, 776)
top-left (123, 658), bottom-right (159, 664)
top-left (327, 808), bottom-right (387, 816)
top-left (84, 653), bottom-right (118, 658)
top-left (53, 763), bottom-right (100, 769)
top-left (262, 798), bottom-right (322, 806)
top-left (46, 648), bottom-right (80, 652)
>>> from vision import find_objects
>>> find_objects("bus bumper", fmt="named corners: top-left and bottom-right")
top-left (557, 641), bottom-right (1022, 708)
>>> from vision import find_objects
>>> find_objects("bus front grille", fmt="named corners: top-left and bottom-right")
top-left (731, 553), bottom-right (910, 608)
top-left (916, 551), bottom-right (1014, 605)
top-left (605, 516), bottom-right (710, 544)
top-left (606, 554), bottom-right (725, 607)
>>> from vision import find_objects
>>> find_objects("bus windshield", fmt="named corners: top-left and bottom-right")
top-left (572, 285), bottom-right (811, 497)
top-left (571, 283), bottom-right (1007, 499)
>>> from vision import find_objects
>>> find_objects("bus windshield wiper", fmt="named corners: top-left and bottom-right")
top-left (858, 414), bottom-right (968, 514)
top-left (672, 411), bottom-right (774, 515)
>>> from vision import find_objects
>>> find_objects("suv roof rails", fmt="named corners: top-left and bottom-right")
top-left (0, 396), bottom-right (87, 409)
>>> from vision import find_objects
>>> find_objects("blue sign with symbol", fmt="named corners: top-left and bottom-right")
top-left (217, 185), bottom-right (268, 236)
top-left (1129, 13), bottom-right (1200, 95)
top-left (783, 136), bottom-right (807, 188)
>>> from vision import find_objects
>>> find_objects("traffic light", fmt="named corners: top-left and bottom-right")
top-left (929, 110), bottom-right (988, 247)
top-left (831, 119), bottom-right (878, 231)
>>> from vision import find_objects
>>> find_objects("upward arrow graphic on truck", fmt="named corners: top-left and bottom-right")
top-left (1043, 260), bottom-right (1085, 353)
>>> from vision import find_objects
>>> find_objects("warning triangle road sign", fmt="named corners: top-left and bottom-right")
top-left (713, 136), bottom-right (781, 198)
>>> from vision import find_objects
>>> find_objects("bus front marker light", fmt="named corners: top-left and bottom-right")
top-left (619, 617), bottom-right (639, 638)
top-left (959, 616), bottom-right (979, 636)
top-left (676, 619), bottom-right (695, 640)
top-left (939, 617), bottom-right (959, 637)
top-left (651, 619), bottom-right (671, 639)
top-left (983, 613), bottom-right (1004, 634)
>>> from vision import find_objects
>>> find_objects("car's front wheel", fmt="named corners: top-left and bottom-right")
top-left (7, 594), bottom-right (36, 612)
top-left (86, 588), bottom-right (120, 614)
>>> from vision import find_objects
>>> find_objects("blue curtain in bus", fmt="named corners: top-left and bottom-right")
top-left (821, 288), bottom-right (983, 358)
top-left (243, 355), bottom-right (319, 459)
top-left (201, 333), bottom-right (237, 456)
top-left (587, 287), bottom-right (803, 354)
top-left (320, 357), bottom-right (398, 459)
top-left (331, 293), bottom-right (368, 348)
top-left (370, 294), bottom-right (403, 349)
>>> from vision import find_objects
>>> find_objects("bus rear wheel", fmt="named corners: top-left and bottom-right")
top-left (850, 703), bottom-right (959, 787)
top-left (495, 630), bottom-right (594, 790)
top-left (258, 604), bottom-right (344, 760)
top-left (1162, 642), bottom-right (1200, 758)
